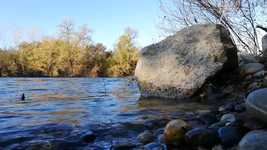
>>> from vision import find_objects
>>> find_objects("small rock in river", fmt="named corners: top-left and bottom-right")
top-left (198, 112), bottom-right (218, 125)
top-left (111, 139), bottom-right (137, 150)
top-left (209, 121), bottom-right (226, 130)
top-left (185, 127), bottom-right (220, 148)
top-left (220, 113), bottom-right (236, 124)
top-left (137, 130), bottom-right (154, 144)
top-left (234, 104), bottom-right (246, 113)
top-left (81, 131), bottom-right (96, 143)
top-left (163, 119), bottom-right (191, 146)
top-left (144, 142), bottom-right (166, 150)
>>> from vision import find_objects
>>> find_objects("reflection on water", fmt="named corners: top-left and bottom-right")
top-left (0, 77), bottom-right (211, 149)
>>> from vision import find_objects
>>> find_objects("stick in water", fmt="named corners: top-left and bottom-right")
top-left (21, 93), bottom-right (25, 101)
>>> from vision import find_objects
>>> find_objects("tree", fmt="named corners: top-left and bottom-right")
top-left (160, 0), bottom-right (267, 55)
top-left (109, 28), bottom-right (139, 76)
top-left (57, 19), bottom-right (92, 76)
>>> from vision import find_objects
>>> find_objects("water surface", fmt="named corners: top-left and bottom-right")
top-left (0, 78), bottom-right (211, 149)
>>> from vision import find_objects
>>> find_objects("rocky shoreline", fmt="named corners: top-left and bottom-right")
top-left (105, 55), bottom-right (267, 150)
top-left (130, 24), bottom-right (267, 150)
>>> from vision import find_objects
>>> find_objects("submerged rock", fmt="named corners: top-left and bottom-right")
top-left (163, 119), bottom-right (191, 146)
top-left (135, 24), bottom-right (238, 99)
top-left (111, 139), bottom-right (137, 150)
top-left (143, 142), bottom-right (166, 150)
top-left (238, 130), bottom-right (267, 150)
top-left (81, 131), bottom-right (96, 143)
top-left (137, 130), bottom-right (154, 144)
top-left (220, 113), bottom-right (236, 124)
top-left (246, 88), bottom-right (267, 123)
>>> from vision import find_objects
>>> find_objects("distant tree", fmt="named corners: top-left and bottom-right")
top-left (109, 28), bottom-right (139, 76)
top-left (0, 21), bottom-right (140, 77)
top-left (80, 43), bottom-right (109, 77)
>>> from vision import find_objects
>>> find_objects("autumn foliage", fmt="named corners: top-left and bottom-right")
top-left (0, 21), bottom-right (139, 77)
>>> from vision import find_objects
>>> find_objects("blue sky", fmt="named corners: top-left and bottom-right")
top-left (0, 0), bottom-right (162, 49)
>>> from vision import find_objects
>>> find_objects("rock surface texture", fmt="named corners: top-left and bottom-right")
top-left (246, 88), bottom-right (267, 123)
top-left (135, 24), bottom-right (238, 99)
top-left (238, 130), bottom-right (267, 150)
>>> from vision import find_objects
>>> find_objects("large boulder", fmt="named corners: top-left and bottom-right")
top-left (135, 24), bottom-right (238, 99)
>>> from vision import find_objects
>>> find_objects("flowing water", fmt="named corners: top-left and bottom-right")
top-left (0, 78), bottom-right (211, 150)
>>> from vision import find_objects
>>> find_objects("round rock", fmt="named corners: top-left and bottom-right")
top-left (238, 130), bottom-right (267, 150)
top-left (163, 119), bottom-right (191, 146)
top-left (240, 63), bottom-right (264, 76)
top-left (220, 113), bottom-right (236, 124)
top-left (217, 127), bottom-right (243, 148)
top-left (246, 88), bottom-right (267, 123)
top-left (137, 130), bottom-right (154, 144)
top-left (185, 127), bottom-right (220, 148)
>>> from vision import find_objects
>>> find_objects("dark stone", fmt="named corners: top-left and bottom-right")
top-left (144, 119), bottom-right (170, 130)
top-left (144, 142), bottom-right (166, 150)
top-left (234, 104), bottom-right (246, 113)
top-left (198, 112), bottom-right (218, 125)
top-left (209, 121), bottom-right (225, 130)
top-left (185, 127), bottom-right (220, 148)
top-left (219, 103), bottom-right (236, 112)
top-left (137, 130), bottom-right (154, 144)
top-left (217, 127), bottom-right (243, 148)
top-left (81, 131), bottom-right (96, 143)
top-left (111, 139), bottom-right (137, 150)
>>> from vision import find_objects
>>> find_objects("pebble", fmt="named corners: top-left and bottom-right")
top-left (137, 130), bottom-right (154, 144)
top-left (220, 113), bottom-right (236, 124)
top-left (81, 131), bottom-right (96, 143)
top-left (185, 127), bottom-right (220, 148)
top-left (143, 142), bottom-right (166, 150)
top-left (163, 119), bottom-right (191, 146)
top-left (198, 112), bottom-right (218, 125)
top-left (217, 127), bottom-right (243, 148)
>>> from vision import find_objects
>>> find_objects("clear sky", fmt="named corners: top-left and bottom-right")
top-left (0, 0), bottom-right (162, 49)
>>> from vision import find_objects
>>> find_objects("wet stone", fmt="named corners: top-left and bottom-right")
top-left (197, 112), bottom-right (218, 125)
top-left (220, 113), bottom-right (236, 124)
top-left (185, 127), bottom-right (220, 148)
top-left (143, 142), bottom-right (166, 150)
top-left (137, 130), bottom-right (154, 144)
top-left (143, 119), bottom-right (170, 130)
top-left (81, 131), bottom-right (96, 143)
top-left (209, 121), bottom-right (226, 130)
top-left (111, 139), bottom-right (137, 150)
top-left (217, 127), bottom-right (243, 148)
top-left (238, 130), bottom-right (267, 150)
top-left (234, 104), bottom-right (246, 113)
top-left (163, 119), bottom-right (191, 146)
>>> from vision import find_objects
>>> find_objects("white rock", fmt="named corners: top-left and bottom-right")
top-left (135, 24), bottom-right (238, 99)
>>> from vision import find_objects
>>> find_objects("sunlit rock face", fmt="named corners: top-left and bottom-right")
top-left (135, 24), bottom-right (238, 99)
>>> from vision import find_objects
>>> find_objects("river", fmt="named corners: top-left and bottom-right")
top-left (0, 78), bottom-right (211, 149)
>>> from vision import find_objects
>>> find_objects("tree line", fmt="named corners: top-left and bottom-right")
top-left (0, 20), bottom-right (139, 77)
